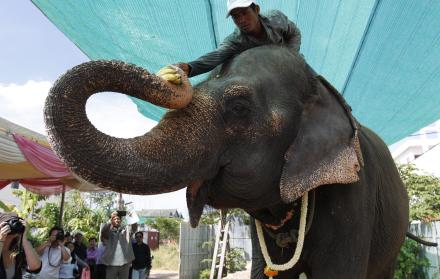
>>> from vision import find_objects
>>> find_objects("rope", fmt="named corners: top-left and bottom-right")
top-left (262, 190), bottom-right (315, 248)
top-left (255, 192), bottom-right (308, 278)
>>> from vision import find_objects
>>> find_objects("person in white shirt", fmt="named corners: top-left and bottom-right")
top-left (36, 226), bottom-right (71, 279)
top-left (100, 212), bottom-right (135, 279)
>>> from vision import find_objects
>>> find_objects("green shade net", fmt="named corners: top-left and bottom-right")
top-left (32, 0), bottom-right (440, 144)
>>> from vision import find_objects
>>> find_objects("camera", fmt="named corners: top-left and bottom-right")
top-left (7, 217), bottom-right (25, 235)
top-left (116, 210), bottom-right (127, 217)
top-left (56, 230), bottom-right (64, 241)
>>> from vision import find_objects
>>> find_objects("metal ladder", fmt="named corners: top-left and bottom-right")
top-left (209, 210), bottom-right (230, 279)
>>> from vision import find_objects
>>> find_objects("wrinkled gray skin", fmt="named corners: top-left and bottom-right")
top-left (44, 45), bottom-right (409, 278)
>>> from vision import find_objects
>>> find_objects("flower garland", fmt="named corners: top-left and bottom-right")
top-left (255, 192), bottom-right (308, 278)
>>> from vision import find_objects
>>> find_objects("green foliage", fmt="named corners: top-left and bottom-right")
top-left (62, 191), bottom-right (107, 240)
top-left (200, 208), bottom-right (250, 225)
top-left (146, 217), bottom-right (182, 242)
top-left (198, 268), bottom-right (211, 279)
top-left (394, 239), bottom-right (429, 279)
top-left (12, 189), bottom-right (46, 218)
top-left (88, 192), bottom-right (117, 217)
top-left (12, 189), bottom-right (114, 245)
top-left (198, 235), bottom-right (246, 278)
top-left (0, 200), bottom-right (14, 212)
top-left (398, 164), bottom-right (440, 222)
top-left (225, 247), bottom-right (246, 273)
top-left (394, 164), bottom-right (437, 278)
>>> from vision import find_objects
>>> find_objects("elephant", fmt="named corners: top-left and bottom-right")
top-left (44, 45), bottom-right (409, 278)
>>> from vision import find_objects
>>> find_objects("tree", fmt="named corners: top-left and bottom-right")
top-left (146, 217), bottom-right (182, 242)
top-left (200, 207), bottom-right (250, 225)
top-left (87, 192), bottom-right (118, 217)
top-left (63, 191), bottom-right (108, 240)
top-left (398, 164), bottom-right (440, 222)
top-left (11, 189), bottom-right (114, 244)
top-left (12, 189), bottom-right (47, 218)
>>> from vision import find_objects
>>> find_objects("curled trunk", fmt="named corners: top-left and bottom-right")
top-left (44, 60), bottom-right (218, 194)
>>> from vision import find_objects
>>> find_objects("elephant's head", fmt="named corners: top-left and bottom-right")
top-left (45, 45), bottom-right (362, 227)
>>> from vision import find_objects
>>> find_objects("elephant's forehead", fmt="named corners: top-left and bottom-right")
top-left (223, 84), bottom-right (251, 98)
top-left (197, 78), bottom-right (254, 100)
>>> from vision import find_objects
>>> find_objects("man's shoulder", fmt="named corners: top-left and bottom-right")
top-left (261, 10), bottom-right (289, 30)
top-left (223, 28), bottom-right (242, 43)
top-left (262, 9), bottom-right (288, 19)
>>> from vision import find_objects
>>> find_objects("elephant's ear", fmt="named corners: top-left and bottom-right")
top-left (280, 76), bottom-right (364, 203)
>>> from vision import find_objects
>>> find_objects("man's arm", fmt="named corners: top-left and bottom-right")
top-left (100, 223), bottom-right (110, 243)
top-left (145, 244), bottom-right (152, 268)
top-left (274, 10), bottom-right (301, 52)
top-left (285, 18), bottom-right (301, 52)
top-left (76, 256), bottom-right (90, 269)
top-left (60, 245), bottom-right (71, 262)
top-left (186, 32), bottom-right (242, 77)
top-left (22, 235), bottom-right (41, 271)
top-left (35, 241), bottom-right (50, 256)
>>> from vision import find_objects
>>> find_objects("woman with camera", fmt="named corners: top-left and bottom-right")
top-left (36, 226), bottom-right (71, 279)
top-left (0, 212), bottom-right (41, 279)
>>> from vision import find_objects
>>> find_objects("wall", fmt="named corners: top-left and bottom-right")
top-left (410, 221), bottom-right (440, 278)
top-left (178, 219), bottom-right (252, 278)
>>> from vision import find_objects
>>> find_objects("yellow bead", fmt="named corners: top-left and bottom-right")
top-left (264, 266), bottom-right (279, 277)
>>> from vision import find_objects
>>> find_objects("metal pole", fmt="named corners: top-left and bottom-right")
top-left (118, 193), bottom-right (124, 210)
top-left (58, 184), bottom-right (66, 227)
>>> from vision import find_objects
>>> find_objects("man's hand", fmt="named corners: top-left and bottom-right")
top-left (49, 234), bottom-right (56, 243)
top-left (156, 65), bottom-right (182, 85)
top-left (175, 63), bottom-right (190, 76)
top-left (0, 222), bottom-right (11, 241)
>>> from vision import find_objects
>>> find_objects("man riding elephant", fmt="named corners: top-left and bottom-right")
top-left (157, 0), bottom-right (304, 84)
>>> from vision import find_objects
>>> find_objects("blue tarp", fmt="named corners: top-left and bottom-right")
top-left (32, 0), bottom-right (440, 144)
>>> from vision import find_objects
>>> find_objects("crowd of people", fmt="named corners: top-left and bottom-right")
top-left (0, 211), bottom-right (151, 279)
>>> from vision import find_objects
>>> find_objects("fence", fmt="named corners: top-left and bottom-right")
top-left (179, 222), bottom-right (215, 278)
top-left (410, 221), bottom-right (440, 278)
top-left (179, 219), bottom-right (252, 278)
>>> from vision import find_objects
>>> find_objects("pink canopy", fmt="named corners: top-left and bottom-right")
top-left (13, 134), bottom-right (71, 178)
top-left (0, 134), bottom-right (71, 195)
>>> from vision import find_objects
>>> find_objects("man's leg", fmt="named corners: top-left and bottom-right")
top-left (118, 263), bottom-right (131, 279)
top-left (138, 268), bottom-right (146, 278)
top-left (106, 265), bottom-right (118, 279)
top-left (97, 264), bottom-right (106, 279)
top-left (131, 268), bottom-right (140, 279)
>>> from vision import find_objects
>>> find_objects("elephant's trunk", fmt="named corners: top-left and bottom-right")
top-left (44, 60), bottom-right (220, 194)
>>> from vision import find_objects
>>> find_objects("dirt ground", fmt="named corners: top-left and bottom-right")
top-left (149, 269), bottom-right (179, 279)
top-left (149, 262), bottom-right (307, 278)
top-left (147, 262), bottom-right (252, 279)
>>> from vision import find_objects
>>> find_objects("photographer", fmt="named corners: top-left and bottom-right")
top-left (0, 212), bottom-right (41, 279)
top-left (36, 226), bottom-right (71, 279)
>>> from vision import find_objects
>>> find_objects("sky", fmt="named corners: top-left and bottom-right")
top-left (0, 1), bottom-right (188, 218)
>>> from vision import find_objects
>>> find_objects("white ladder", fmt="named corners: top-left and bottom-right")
top-left (209, 211), bottom-right (230, 279)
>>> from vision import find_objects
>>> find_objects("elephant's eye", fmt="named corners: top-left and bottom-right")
top-left (231, 103), bottom-right (250, 116)
top-left (226, 99), bottom-right (251, 118)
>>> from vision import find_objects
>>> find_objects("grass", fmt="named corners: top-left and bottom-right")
top-left (151, 243), bottom-right (179, 271)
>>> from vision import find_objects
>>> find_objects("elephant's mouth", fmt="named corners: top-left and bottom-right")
top-left (185, 169), bottom-right (297, 228)
top-left (186, 179), bottom-right (209, 227)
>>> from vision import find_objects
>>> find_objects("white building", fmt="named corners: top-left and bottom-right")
top-left (390, 119), bottom-right (440, 177)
